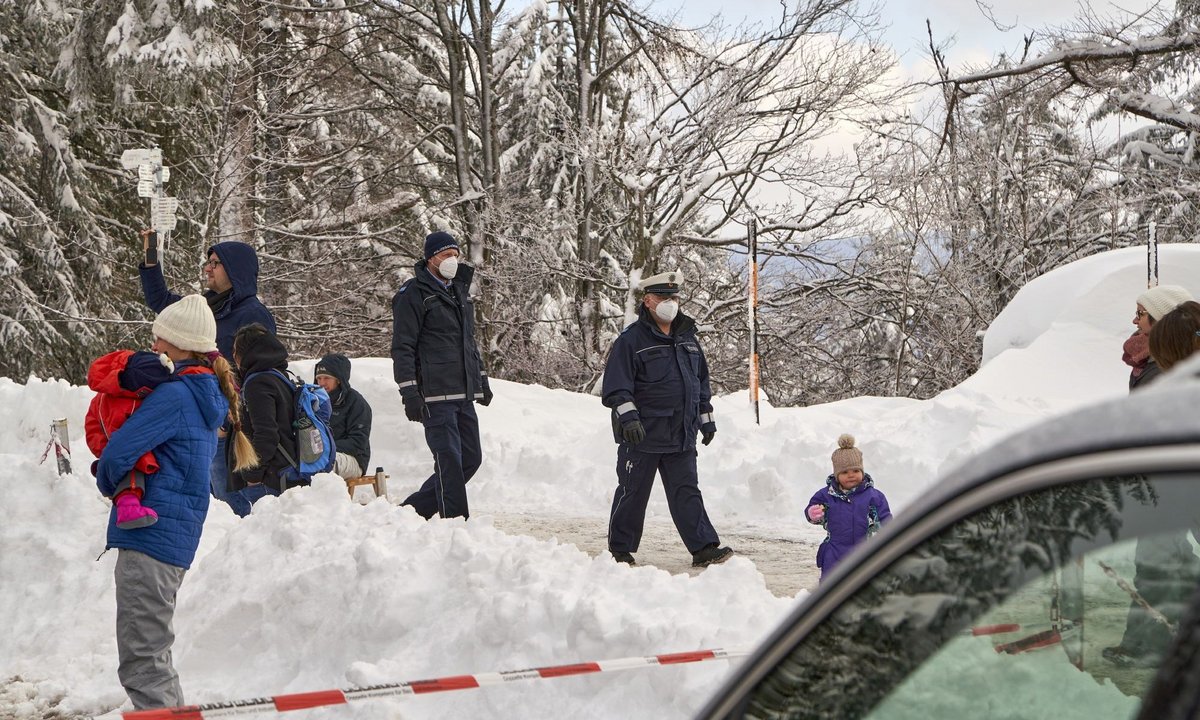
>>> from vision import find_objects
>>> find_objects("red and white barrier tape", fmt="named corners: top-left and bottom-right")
top-left (123, 647), bottom-right (751, 719)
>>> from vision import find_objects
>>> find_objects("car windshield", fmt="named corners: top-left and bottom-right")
top-left (737, 473), bottom-right (1200, 719)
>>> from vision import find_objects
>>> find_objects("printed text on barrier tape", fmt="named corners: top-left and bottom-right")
top-left (122, 647), bottom-right (752, 719)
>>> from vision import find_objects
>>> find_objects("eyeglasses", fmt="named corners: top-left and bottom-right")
top-left (203, 258), bottom-right (222, 270)
top-left (1135, 310), bottom-right (1148, 319)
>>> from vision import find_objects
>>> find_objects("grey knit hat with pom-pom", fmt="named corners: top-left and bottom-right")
top-left (831, 434), bottom-right (864, 475)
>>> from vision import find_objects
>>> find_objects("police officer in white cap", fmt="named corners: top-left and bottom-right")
top-left (600, 270), bottom-right (733, 568)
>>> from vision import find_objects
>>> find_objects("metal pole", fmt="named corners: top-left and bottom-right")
top-left (748, 219), bottom-right (760, 425)
top-left (51, 418), bottom-right (71, 475)
top-left (1147, 221), bottom-right (1159, 289)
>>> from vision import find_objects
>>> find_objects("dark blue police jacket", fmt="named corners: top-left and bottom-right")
top-left (601, 306), bottom-right (714, 453)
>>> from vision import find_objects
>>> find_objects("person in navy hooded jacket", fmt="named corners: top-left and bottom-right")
top-left (96, 295), bottom-right (256, 710)
top-left (601, 270), bottom-right (733, 569)
top-left (137, 229), bottom-right (276, 511)
top-left (805, 434), bottom-right (892, 582)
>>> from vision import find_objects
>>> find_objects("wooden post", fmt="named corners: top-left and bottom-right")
top-left (748, 219), bottom-right (760, 426)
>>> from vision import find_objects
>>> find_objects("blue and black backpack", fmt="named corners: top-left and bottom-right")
top-left (244, 368), bottom-right (336, 486)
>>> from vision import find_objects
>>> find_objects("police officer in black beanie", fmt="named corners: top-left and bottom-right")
top-left (391, 231), bottom-right (493, 519)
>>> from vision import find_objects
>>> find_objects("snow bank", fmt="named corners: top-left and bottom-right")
top-left (3, 244), bottom-right (1196, 717)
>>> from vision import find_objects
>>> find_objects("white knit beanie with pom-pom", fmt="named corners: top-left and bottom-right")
top-left (831, 433), bottom-right (864, 475)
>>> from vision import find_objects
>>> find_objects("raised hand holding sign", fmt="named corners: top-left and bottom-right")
top-left (121, 147), bottom-right (176, 267)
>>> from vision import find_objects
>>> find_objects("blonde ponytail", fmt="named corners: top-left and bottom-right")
top-left (199, 353), bottom-right (260, 471)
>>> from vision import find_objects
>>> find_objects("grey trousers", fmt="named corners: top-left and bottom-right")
top-left (115, 549), bottom-right (187, 709)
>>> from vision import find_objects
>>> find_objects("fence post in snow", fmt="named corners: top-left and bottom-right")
top-left (51, 418), bottom-right (71, 476)
top-left (747, 218), bottom-right (760, 426)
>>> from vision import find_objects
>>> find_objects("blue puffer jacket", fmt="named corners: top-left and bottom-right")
top-left (601, 306), bottom-right (714, 453)
top-left (140, 241), bottom-right (276, 361)
top-left (96, 363), bottom-right (228, 569)
top-left (808, 473), bottom-right (892, 580)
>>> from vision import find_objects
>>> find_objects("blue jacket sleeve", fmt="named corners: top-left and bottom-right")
top-left (601, 334), bottom-right (638, 420)
top-left (139, 263), bottom-right (182, 314)
top-left (697, 342), bottom-right (713, 415)
top-left (875, 492), bottom-right (893, 524)
top-left (96, 385), bottom-right (183, 496)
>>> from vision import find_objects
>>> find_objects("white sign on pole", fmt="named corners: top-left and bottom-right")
top-left (152, 196), bottom-right (178, 230)
top-left (159, 167), bottom-right (170, 183)
top-left (120, 148), bottom-right (161, 170)
top-left (137, 164), bottom-right (154, 181)
top-left (137, 179), bottom-right (156, 198)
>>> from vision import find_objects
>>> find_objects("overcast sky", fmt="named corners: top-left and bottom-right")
top-left (657, 0), bottom-right (1167, 71)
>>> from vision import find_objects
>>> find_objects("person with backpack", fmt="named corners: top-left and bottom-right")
top-left (228, 323), bottom-right (305, 516)
top-left (314, 353), bottom-right (372, 479)
top-left (137, 229), bottom-right (276, 513)
top-left (391, 231), bottom-right (492, 520)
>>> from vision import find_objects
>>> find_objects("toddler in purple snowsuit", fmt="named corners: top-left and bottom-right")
top-left (805, 434), bottom-right (892, 582)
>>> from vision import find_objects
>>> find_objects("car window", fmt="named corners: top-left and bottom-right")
top-left (736, 474), bottom-right (1200, 719)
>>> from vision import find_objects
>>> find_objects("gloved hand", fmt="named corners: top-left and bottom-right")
top-left (479, 376), bottom-right (493, 406)
top-left (141, 229), bottom-right (158, 266)
top-left (806, 504), bottom-right (826, 523)
top-left (700, 421), bottom-right (716, 446)
top-left (401, 391), bottom-right (425, 422)
top-left (621, 418), bottom-right (646, 445)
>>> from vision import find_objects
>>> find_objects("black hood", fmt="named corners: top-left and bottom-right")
top-left (315, 353), bottom-right (352, 388)
top-left (237, 330), bottom-right (289, 375)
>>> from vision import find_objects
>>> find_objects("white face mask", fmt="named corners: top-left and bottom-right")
top-left (436, 256), bottom-right (459, 280)
top-left (654, 299), bottom-right (679, 323)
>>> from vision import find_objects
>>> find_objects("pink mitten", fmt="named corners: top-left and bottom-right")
top-left (806, 504), bottom-right (825, 523)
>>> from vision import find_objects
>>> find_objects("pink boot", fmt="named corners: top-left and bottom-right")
top-left (115, 492), bottom-right (158, 530)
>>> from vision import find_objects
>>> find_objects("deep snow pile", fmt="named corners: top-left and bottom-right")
top-left (1, 244), bottom-right (1198, 718)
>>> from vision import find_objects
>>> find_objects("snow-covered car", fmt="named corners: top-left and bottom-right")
top-left (697, 371), bottom-right (1200, 720)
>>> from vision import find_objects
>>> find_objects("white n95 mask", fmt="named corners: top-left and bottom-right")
top-left (437, 256), bottom-right (459, 280)
top-left (654, 299), bottom-right (679, 322)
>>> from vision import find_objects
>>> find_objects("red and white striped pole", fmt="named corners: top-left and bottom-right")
top-left (747, 218), bottom-right (760, 425)
top-left (122, 647), bottom-right (751, 719)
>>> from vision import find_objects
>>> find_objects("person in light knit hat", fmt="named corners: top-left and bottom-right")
top-left (1125, 284), bottom-right (1193, 391)
top-left (804, 434), bottom-right (892, 583)
top-left (95, 294), bottom-right (256, 710)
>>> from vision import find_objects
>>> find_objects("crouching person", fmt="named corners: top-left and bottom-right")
top-left (314, 353), bottom-right (372, 479)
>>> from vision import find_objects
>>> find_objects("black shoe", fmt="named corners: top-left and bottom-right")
top-left (692, 544), bottom-right (734, 567)
top-left (1103, 645), bottom-right (1159, 668)
top-left (611, 551), bottom-right (636, 566)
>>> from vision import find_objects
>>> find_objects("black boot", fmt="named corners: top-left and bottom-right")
top-left (692, 544), bottom-right (733, 567)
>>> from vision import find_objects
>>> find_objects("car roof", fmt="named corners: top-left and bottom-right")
top-left (911, 372), bottom-right (1200, 520)
top-left (697, 365), bottom-right (1200, 719)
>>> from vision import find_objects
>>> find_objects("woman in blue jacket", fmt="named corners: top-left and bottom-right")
top-left (95, 295), bottom-right (255, 710)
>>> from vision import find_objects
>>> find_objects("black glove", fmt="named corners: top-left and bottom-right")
top-left (621, 418), bottom-right (646, 445)
top-left (479, 377), bottom-right (493, 406)
top-left (401, 391), bottom-right (425, 422)
top-left (141, 229), bottom-right (158, 266)
top-left (700, 421), bottom-right (716, 446)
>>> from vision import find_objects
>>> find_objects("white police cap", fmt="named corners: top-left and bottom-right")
top-left (637, 270), bottom-right (683, 295)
